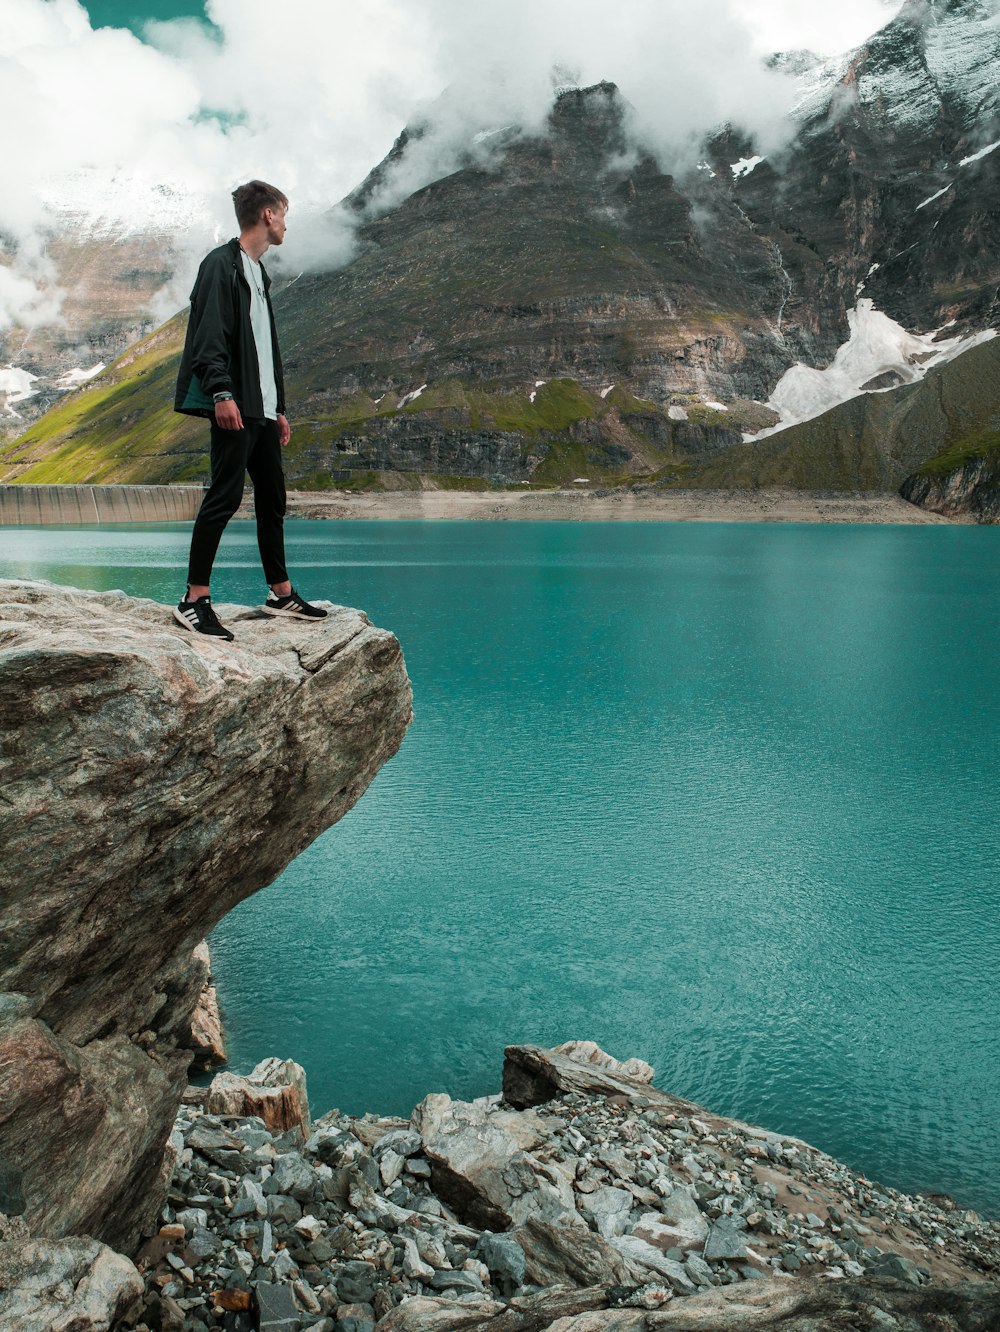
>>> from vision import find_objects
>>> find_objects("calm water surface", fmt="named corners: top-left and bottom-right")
top-left (4, 518), bottom-right (999, 1215)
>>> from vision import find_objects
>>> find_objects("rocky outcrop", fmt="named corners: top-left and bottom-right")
top-left (201, 1057), bottom-right (311, 1136)
top-left (127, 1041), bottom-right (999, 1331)
top-left (0, 579), bottom-right (412, 1253)
top-left (187, 942), bottom-right (227, 1070)
top-left (901, 453), bottom-right (1000, 522)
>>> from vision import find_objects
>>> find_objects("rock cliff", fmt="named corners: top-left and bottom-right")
top-left (0, 580), bottom-right (412, 1254)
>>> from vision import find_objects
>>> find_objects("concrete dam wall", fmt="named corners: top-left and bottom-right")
top-left (0, 485), bottom-right (203, 526)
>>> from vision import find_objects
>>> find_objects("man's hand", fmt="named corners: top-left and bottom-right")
top-left (214, 398), bottom-right (243, 430)
top-left (277, 413), bottom-right (291, 447)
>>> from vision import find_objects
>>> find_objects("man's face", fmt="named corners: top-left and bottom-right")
top-left (264, 204), bottom-right (287, 246)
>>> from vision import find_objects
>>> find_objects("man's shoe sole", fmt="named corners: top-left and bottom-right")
top-left (262, 605), bottom-right (327, 620)
top-left (172, 606), bottom-right (235, 641)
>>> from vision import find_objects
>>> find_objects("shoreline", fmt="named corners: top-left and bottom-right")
top-left (120, 1041), bottom-right (1000, 1331)
top-left (277, 487), bottom-right (955, 525)
top-left (0, 483), bottom-right (957, 526)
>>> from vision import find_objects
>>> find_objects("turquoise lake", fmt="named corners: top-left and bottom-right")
top-left (3, 518), bottom-right (999, 1217)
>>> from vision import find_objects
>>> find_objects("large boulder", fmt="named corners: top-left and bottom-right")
top-left (0, 1237), bottom-right (143, 1332)
top-left (201, 1056), bottom-right (311, 1135)
top-left (412, 1093), bottom-right (582, 1232)
top-left (0, 580), bottom-right (412, 1251)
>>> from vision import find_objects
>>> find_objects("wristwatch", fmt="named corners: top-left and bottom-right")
top-left (213, 391), bottom-right (234, 403)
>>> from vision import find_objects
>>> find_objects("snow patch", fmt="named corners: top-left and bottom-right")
top-left (600, 384), bottom-right (615, 398)
top-left (535, 380), bottom-right (547, 386)
top-left (959, 139), bottom-right (1000, 167)
top-left (696, 161), bottom-right (716, 179)
top-left (668, 405), bottom-right (688, 421)
top-left (56, 363), bottom-right (105, 390)
top-left (572, 477), bottom-right (590, 484)
top-left (472, 125), bottom-right (516, 146)
top-left (398, 384), bottom-right (428, 408)
top-left (731, 156), bottom-right (765, 179)
top-left (748, 299), bottom-right (997, 439)
top-left (916, 183), bottom-right (952, 211)
top-left (0, 366), bottom-right (39, 416)
top-left (704, 400), bottom-right (728, 411)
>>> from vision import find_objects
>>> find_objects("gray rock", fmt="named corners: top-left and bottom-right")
top-left (683, 1253), bottom-right (714, 1286)
top-left (233, 1176), bottom-right (268, 1219)
top-left (337, 1319), bottom-right (375, 1332)
top-left (415, 1095), bottom-right (576, 1230)
top-left (188, 1227), bottom-right (222, 1260)
top-left (607, 1235), bottom-right (696, 1293)
top-left (268, 1194), bottom-right (304, 1225)
top-left (580, 1186), bottom-right (633, 1239)
top-left (375, 1131), bottom-right (423, 1159)
top-left (475, 1232), bottom-right (527, 1297)
top-left (870, 1251), bottom-right (924, 1285)
top-left (0, 1237), bottom-right (143, 1332)
top-left (255, 1279), bottom-right (301, 1332)
top-left (379, 1151), bottom-right (406, 1188)
top-left (269, 1153), bottom-right (317, 1201)
top-left (272, 1249), bottom-right (299, 1279)
top-left (703, 1219), bottom-right (749, 1261)
top-left (631, 1195), bottom-right (707, 1254)
top-left (401, 1236), bottom-right (435, 1281)
top-left (336, 1261), bottom-right (379, 1304)
top-left (514, 1215), bottom-right (647, 1289)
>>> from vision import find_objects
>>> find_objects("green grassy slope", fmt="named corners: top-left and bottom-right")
top-left (0, 316), bottom-right (207, 484)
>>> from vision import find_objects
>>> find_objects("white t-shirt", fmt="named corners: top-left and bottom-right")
top-left (240, 250), bottom-right (278, 421)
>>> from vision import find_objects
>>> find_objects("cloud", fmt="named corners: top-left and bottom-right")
top-left (0, 0), bottom-right (907, 335)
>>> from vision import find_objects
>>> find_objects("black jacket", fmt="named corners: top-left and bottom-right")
top-left (174, 237), bottom-right (286, 419)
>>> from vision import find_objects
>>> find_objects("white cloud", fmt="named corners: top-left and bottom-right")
top-left (0, 0), bottom-right (906, 333)
top-left (739, 0), bottom-right (906, 56)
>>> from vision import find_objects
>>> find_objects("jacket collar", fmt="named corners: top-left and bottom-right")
top-left (228, 236), bottom-right (271, 289)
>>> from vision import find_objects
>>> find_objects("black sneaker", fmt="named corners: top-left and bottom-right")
top-left (263, 587), bottom-right (328, 620)
top-left (173, 595), bottom-right (235, 641)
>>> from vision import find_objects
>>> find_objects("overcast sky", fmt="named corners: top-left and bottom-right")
top-left (1, 0), bottom-right (905, 331)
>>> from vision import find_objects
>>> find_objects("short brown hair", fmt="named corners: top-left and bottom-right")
top-left (232, 180), bottom-right (289, 230)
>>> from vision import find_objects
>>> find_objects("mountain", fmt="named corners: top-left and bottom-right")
top-left (3, 0), bottom-right (999, 501)
top-left (0, 176), bottom-right (203, 438)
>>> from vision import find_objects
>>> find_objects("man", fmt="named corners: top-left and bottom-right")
top-left (173, 179), bottom-right (326, 640)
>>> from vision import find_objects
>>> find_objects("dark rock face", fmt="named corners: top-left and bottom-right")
top-left (901, 452), bottom-right (1000, 521)
top-left (0, 580), bottom-right (412, 1252)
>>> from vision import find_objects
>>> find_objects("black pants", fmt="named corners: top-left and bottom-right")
top-left (186, 418), bottom-right (288, 588)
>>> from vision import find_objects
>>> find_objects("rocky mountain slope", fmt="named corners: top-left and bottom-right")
top-left (3, 0), bottom-right (999, 499)
top-left (0, 176), bottom-right (205, 437)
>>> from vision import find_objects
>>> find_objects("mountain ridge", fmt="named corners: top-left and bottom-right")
top-left (4, 0), bottom-right (1000, 503)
